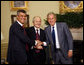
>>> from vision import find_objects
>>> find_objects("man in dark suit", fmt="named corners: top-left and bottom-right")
top-left (7, 10), bottom-right (41, 64)
top-left (45, 12), bottom-right (73, 64)
top-left (26, 16), bottom-right (47, 64)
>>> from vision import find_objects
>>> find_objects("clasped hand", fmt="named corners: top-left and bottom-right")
top-left (34, 40), bottom-right (43, 50)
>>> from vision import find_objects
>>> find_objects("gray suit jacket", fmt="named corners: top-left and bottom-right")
top-left (45, 22), bottom-right (73, 63)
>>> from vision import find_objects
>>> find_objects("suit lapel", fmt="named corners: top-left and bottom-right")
top-left (32, 27), bottom-right (36, 40)
top-left (16, 21), bottom-right (24, 31)
top-left (56, 23), bottom-right (61, 45)
top-left (40, 29), bottom-right (42, 41)
top-left (48, 26), bottom-right (53, 44)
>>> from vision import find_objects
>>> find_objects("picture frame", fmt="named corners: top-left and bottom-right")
top-left (11, 15), bottom-right (29, 27)
top-left (59, 1), bottom-right (83, 14)
top-left (10, 1), bottom-right (28, 11)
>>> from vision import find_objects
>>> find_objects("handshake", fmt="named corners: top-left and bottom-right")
top-left (34, 40), bottom-right (43, 50)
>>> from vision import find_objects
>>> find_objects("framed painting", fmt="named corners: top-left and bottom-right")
top-left (59, 1), bottom-right (83, 14)
top-left (10, 1), bottom-right (28, 11)
top-left (11, 15), bottom-right (29, 27)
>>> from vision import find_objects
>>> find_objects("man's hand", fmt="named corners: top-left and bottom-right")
top-left (36, 40), bottom-right (41, 43)
top-left (34, 46), bottom-right (43, 50)
top-left (36, 40), bottom-right (43, 46)
top-left (34, 40), bottom-right (43, 49)
top-left (68, 50), bottom-right (73, 58)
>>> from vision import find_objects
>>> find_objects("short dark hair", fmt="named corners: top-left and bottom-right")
top-left (17, 9), bottom-right (26, 15)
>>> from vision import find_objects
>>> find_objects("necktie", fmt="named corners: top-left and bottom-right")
top-left (22, 25), bottom-right (29, 51)
top-left (35, 29), bottom-right (40, 53)
top-left (36, 29), bottom-right (40, 40)
top-left (52, 27), bottom-right (56, 51)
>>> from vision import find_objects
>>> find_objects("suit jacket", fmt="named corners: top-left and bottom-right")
top-left (7, 21), bottom-right (35, 64)
top-left (45, 22), bottom-right (73, 63)
top-left (25, 26), bottom-right (46, 64)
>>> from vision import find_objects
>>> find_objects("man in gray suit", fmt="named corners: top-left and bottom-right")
top-left (45, 12), bottom-right (73, 64)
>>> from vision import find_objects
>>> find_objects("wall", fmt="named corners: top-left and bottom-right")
top-left (1, 1), bottom-right (83, 61)
top-left (1, 1), bottom-right (59, 60)
top-left (1, 1), bottom-right (59, 43)
top-left (28, 1), bottom-right (59, 27)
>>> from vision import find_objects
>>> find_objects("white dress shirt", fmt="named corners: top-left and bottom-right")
top-left (34, 27), bottom-right (47, 46)
top-left (51, 23), bottom-right (72, 51)
top-left (51, 23), bottom-right (60, 49)
top-left (31, 27), bottom-right (47, 49)
top-left (17, 20), bottom-right (23, 26)
top-left (34, 27), bottom-right (40, 35)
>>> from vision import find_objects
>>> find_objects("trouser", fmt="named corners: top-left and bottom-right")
top-left (53, 49), bottom-right (72, 64)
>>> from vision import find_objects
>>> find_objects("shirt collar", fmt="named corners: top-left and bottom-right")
top-left (51, 23), bottom-right (56, 28)
top-left (34, 26), bottom-right (40, 31)
top-left (51, 23), bottom-right (56, 32)
top-left (17, 20), bottom-right (23, 27)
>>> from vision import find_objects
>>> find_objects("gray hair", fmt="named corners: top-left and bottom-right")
top-left (47, 12), bottom-right (56, 19)
top-left (32, 16), bottom-right (41, 22)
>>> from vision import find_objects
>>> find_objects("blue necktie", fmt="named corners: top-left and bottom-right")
top-left (52, 27), bottom-right (56, 51)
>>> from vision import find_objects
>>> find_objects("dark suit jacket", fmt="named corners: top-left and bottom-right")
top-left (7, 21), bottom-right (35, 64)
top-left (45, 22), bottom-right (73, 63)
top-left (25, 26), bottom-right (46, 64)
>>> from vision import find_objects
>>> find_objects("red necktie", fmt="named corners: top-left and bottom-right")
top-left (36, 29), bottom-right (40, 40)
top-left (22, 25), bottom-right (29, 51)
top-left (35, 29), bottom-right (40, 53)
